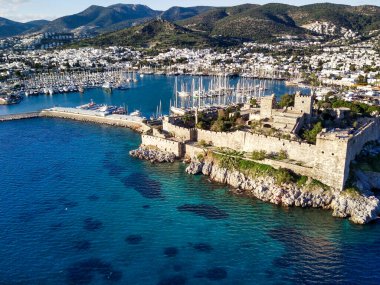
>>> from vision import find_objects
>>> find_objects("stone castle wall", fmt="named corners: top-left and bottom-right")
top-left (163, 120), bottom-right (196, 141)
top-left (344, 120), bottom-right (380, 184)
top-left (185, 144), bottom-right (206, 158)
top-left (346, 120), bottom-right (380, 162)
top-left (141, 135), bottom-right (184, 157)
top-left (313, 136), bottom-right (349, 190)
top-left (197, 129), bottom-right (317, 164)
top-left (154, 119), bottom-right (380, 190)
top-left (314, 119), bottom-right (380, 190)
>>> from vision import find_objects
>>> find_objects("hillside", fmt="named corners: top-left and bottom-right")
top-left (0, 4), bottom-right (215, 38)
top-left (180, 3), bottom-right (380, 40)
top-left (1, 3), bottom-right (380, 44)
top-left (0, 18), bottom-right (48, 38)
top-left (39, 4), bottom-right (160, 34)
top-left (79, 19), bottom-right (236, 49)
top-left (160, 6), bottom-right (214, 22)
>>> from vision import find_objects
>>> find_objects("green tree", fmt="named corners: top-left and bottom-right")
top-left (303, 122), bottom-right (323, 144)
top-left (356, 75), bottom-right (367, 85)
top-left (278, 94), bottom-right (295, 108)
top-left (210, 119), bottom-right (225, 132)
top-left (250, 98), bottom-right (258, 106)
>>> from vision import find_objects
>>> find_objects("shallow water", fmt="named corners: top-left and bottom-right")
top-left (1, 76), bottom-right (379, 284)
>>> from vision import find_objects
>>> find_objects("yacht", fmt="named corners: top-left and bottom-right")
top-left (130, 110), bottom-right (142, 117)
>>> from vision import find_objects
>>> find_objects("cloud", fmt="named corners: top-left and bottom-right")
top-left (0, 0), bottom-right (30, 6)
top-left (0, 0), bottom-right (53, 22)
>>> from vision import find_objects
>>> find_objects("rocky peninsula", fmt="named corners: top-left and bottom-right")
top-left (129, 144), bottom-right (380, 224)
top-left (185, 158), bottom-right (380, 224)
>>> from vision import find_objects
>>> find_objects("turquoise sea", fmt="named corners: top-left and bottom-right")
top-left (1, 76), bottom-right (380, 285)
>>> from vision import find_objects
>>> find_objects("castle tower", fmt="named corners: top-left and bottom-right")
top-left (294, 91), bottom-right (313, 115)
top-left (260, 94), bottom-right (276, 119)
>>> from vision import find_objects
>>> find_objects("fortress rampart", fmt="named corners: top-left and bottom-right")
top-left (161, 119), bottom-right (380, 190)
top-left (141, 135), bottom-right (184, 157)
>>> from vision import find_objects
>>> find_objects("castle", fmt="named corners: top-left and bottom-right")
top-left (258, 92), bottom-right (313, 134)
top-left (142, 93), bottom-right (380, 191)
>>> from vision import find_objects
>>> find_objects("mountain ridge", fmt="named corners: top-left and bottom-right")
top-left (0, 2), bottom-right (379, 43)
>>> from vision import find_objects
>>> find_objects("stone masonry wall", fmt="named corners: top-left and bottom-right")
top-left (294, 93), bottom-right (313, 115)
top-left (163, 120), bottom-right (196, 141)
top-left (314, 136), bottom-right (349, 190)
top-left (141, 135), bottom-right (184, 157)
top-left (314, 119), bottom-right (380, 190)
top-left (197, 129), bottom-right (317, 165)
top-left (156, 118), bottom-right (380, 190)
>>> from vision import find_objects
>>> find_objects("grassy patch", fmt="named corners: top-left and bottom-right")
top-left (310, 179), bottom-right (331, 191)
top-left (213, 152), bottom-right (296, 185)
top-left (344, 187), bottom-right (361, 198)
top-left (296, 176), bottom-right (308, 187)
top-left (211, 151), bottom-right (331, 190)
top-left (251, 150), bottom-right (267, 160)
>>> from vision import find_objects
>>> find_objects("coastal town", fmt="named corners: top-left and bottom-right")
top-left (1, 20), bottom-right (380, 224)
top-left (0, 33), bottom-right (379, 100)
top-left (3, 2), bottom-right (380, 284)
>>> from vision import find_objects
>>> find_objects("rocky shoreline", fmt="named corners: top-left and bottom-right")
top-left (186, 159), bottom-right (380, 224)
top-left (129, 147), bottom-right (176, 163)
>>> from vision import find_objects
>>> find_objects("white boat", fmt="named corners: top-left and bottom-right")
top-left (170, 106), bottom-right (187, 116)
top-left (102, 82), bottom-right (112, 91)
top-left (98, 105), bottom-right (108, 112)
top-left (178, 91), bottom-right (190, 98)
top-left (130, 110), bottom-right (142, 117)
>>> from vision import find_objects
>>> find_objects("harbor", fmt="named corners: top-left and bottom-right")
top-left (0, 75), bottom-right (309, 116)
top-left (0, 69), bottom-right (139, 100)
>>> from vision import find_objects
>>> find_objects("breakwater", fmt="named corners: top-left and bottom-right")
top-left (0, 109), bottom-right (151, 133)
top-left (41, 108), bottom-right (150, 133)
top-left (0, 112), bottom-right (41, 121)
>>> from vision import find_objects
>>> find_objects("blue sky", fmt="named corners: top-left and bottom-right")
top-left (0, 0), bottom-right (378, 22)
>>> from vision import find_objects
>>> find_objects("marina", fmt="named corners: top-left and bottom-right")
top-left (1, 69), bottom-right (139, 99)
top-left (0, 75), bottom-right (310, 117)
top-left (170, 76), bottom-right (273, 114)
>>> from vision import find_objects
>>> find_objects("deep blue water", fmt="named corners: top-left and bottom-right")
top-left (1, 76), bottom-right (379, 285)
